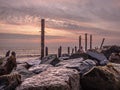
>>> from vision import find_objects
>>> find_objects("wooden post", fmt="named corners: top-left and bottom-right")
top-left (58, 46), bottom-right (62, 57)
top-left (72, 48), bottom-right (74, 54)
top-left (85, 33), bottom-right (87, 51)
top-left (90, 34), bottom-right (92, 50)
top-left (100, 38), bottom-right (105, 49)
top-left (75, 46), bottom-right (77, 53)
top-left (41, 19), bottom-right (45, 60)
top-left (59, 46), bottom-right (62, 57)
top-left (68, 47), bottom-right (70, 55)
top-left (79, 35), bottom-right (81, 50)
top-left (58, 48), bottom-right (60, 57)
top-left (45, 47), bottom-right (48, 56)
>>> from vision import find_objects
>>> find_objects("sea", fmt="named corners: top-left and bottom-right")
top-left (0, 47), bottom-right (69, 62)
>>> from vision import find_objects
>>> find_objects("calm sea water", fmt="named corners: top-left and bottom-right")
top-left (0, 49), bottom-right (40, 57)
top-left (0, 47), bottom-right (69, 61)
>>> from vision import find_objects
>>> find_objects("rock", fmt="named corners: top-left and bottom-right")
top-left (56, 58), bottom-right (96, 76)
top-left (70, 53), bottom-right (89, 60)
top-left (102, 45), bottom-right (120, 59)
top-left (0, 73), bottom-right (21, 90)
top-left (59, 54), bottom-right (70, 60)
top-left (0, 57), bottom-right (4, 65)
top-left (17, 67), bottom-right (80, 90)
top-left (86, 51), bottom-right (109, 66)
top-left (0, 57), bottom-right (8, 66)
top-left (29, 64), bottom-right (53, 74)
top-left (109, 53), bottom-right (120, 64)
top-left (40, 54), bottom-right (60, 66)
top-left (13, 64), bottom-right (35, 80)
top-left (56, 58), bottom-right (84, 67)
top-left (81, 63), bottom-right (120, 90)
top-left (25, 59), bottom-right (41, 66)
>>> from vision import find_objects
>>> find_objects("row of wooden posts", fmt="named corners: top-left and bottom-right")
top-left (40, 19), bottom-right (105, 59)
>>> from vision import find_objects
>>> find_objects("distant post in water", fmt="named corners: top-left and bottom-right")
top-left (58, 46), bottom-right (62, 57)
top-left (68, 47), bottom-right (70, 55)
top-left (79, 35), bottom-right (81, 50)
top-left (90, 34), bottom-right (92, 50)
top-left (75, 46), bottom-right (77, 53)
top-left (45, 46), bottom-right (48, 56)
top-left (100, 38), bottom-right (105, 49)
top-left (72, 48), bottom-right (74, 54)
top-left (41, 19), bottom-right (45, 60)
top-left (85, 33), bottom-right (88, 51)
top-left (59, 46), bottom-right (62, 57)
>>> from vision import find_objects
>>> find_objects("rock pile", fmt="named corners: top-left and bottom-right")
top-left (0, 47), bottom-right (120, 90)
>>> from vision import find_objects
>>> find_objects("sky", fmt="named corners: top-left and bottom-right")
top-left (0, 0), bottom-right (120, 50)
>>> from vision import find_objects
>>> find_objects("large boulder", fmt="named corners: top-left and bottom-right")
top-left (17, 67), bottom-right (80, 90)
top-left (81, 63), bottom-right (120, 90)
top-left (56, 58), bottom-right (96, 76)
top-left (29, 64), bottom-right (53, 74)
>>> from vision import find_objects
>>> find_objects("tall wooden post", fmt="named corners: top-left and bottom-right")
top-left (85, 33), bottom-right (87, 51)
top-left (100, 38), bottom-right (105, 49)
top-left (90, 34), bottom-right (92, 50)
top-left (41, 19), bottom-right (45, 60)
top-left (45, 46), bottom-right (48, 56)
top-left (79, 35), bottom-right (81, 50)
top-left (68, 47), bottom-right (70, 55)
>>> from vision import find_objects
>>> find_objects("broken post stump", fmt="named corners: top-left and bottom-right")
top-left (45, 47), bottom-right (48, 56)
top-left (75, 46), bottom-right (77, 53)
top-left (58, 46), bottom-right (62, 57)
top-left (90, 34), bottom-right (92, 50)
top-left (68, 47), bottom-right (70, 55)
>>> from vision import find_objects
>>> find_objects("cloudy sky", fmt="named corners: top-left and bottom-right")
top-left (0, 0), bottom-right (120, 49)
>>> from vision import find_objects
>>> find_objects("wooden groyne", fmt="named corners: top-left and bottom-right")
top-left (40, 19), bottom-right (106, 59)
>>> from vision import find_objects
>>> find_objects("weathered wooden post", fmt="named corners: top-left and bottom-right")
top-left (85, 33), bottom-right (88, 51)
top-left (100, 38), bottom-right (105, 49)
top-left (79, 35), bottom-right (81, 50)
top-left (75, 46), bottom-right (77, 53)
top-left (45, 46), bottom-right (48, 56)
top-left (59, 46), bottom-right (62, 57)
top-left (41, 19), bottom-right (45, 60)
top-left (58, 46), bottom-right (62, 57)
top-left (68, 47), bottom-right (70, 55)
top-left (72, 48), bottom-right (74, 54)
top-left (90, 34), bottom-right (92, 50)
